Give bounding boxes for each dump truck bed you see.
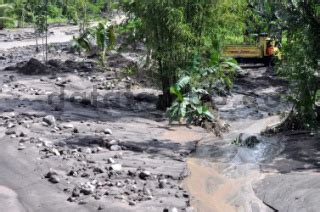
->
[222,45,263,58]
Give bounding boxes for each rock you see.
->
[7,122,15,128]
[114,152,123,159]
[68,170,78,177]
[171,208,178,212]
[107,158,115,164]
[43,115,56,127]
[51,148,60,156]
[61,123,74,129]
[45,168,59,178]
[71,188,80,197]
[17,145,26,151]
[185,207,195,212]
[129,200,136,206]
[110,164,122,171]
[42,140,53,148]
[3,108,14,113]
[110,145,121,151]
[67,197,76,202]
[19,138,27,143]
[46,169,60,184]
[115,195,125,200]
[213,96,227,105]
[19,131,26,137]
[183,192,189,198]
[143,187,152,196]
[159,179,167,189]
[134,92,158,103]
[49,175,60,184]
[81,172,90,178]
[93,167,104,174]
[5,129,16,135]
[233,133,260,148]
[78,200,88,205]
[106,139,119,147]
[80,182,95,195]
[83,148,92,154]
[139,171,151,180]
[103,128,112,135]
[128,170,136,177]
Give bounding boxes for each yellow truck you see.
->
[222,33,279,66]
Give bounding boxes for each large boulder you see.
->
[233,133,260,148]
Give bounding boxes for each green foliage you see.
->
[34,3,47,34]
[47,4,62,19]
[167,75,214,126]
[122,0,245,108]
[167,54,239,129]
[277,0,320,129]
[73,22,116,65]
[185,54,239,95]
[0,2,14,29]
[12,0,28,27]
[4,0,111,28]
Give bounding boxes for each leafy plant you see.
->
[73,22,116,65]
[186,54,239,96]
[167,54,239,133]
[167,76,214,126]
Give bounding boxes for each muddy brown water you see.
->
[184,65,289,212]
[185,117,281,212]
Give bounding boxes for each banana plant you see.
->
[73,22,116,66]
[167,76,214,125]
[167,53,240,129]
[95,23,116,63]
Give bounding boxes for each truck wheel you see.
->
[263,56,272,67]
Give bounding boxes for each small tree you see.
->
[33,0,48,62]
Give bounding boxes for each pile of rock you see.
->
[4,58,100,75]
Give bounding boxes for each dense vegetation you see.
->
[1,0,320,131]
[0,0,119,28]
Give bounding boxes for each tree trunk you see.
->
[157,58,173,110]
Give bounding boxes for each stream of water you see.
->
[184,65,289,212]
